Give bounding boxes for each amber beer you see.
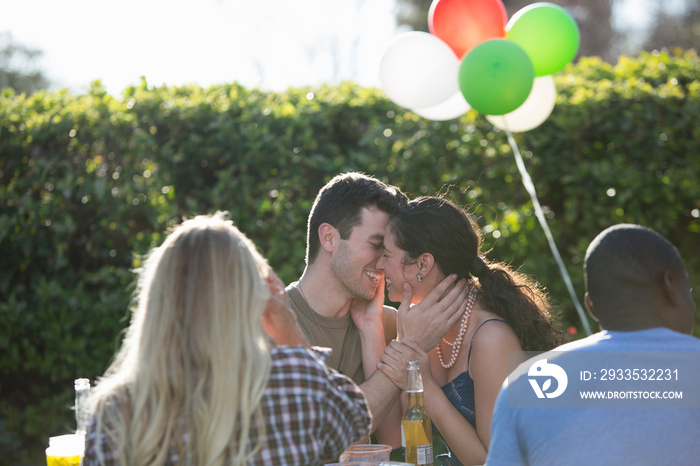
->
[401,360,433,465]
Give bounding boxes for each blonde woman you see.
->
[83,213,371,465]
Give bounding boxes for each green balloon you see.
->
[506,2,580,76]
[458,39,534,116]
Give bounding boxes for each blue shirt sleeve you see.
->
[486,383,526,466]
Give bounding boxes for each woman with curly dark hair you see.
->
[377,196,563,465]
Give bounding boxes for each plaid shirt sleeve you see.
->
[255,346,372,465]
[307,346,373,457]
[83,415,119,466]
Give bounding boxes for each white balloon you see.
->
[411,91,470,121]
[379,32,461,110]
[486,75,556,132]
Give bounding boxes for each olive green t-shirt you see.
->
[286,282,365,384]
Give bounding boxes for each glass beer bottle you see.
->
[74,378,90,435]
[401,360,433,465]
[46,379,90,466]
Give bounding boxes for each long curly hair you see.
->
[88,213,273,465]
[389,197,563,351]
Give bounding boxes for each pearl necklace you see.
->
[437,285,477,369]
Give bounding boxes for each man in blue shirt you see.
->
[487,224,700,466]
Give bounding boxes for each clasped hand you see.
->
[378,339,433,391]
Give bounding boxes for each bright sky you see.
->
[0,0,398,95]
[1,0,654,97]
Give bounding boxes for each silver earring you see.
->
[416,273,424,282]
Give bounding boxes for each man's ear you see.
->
[584,293,599,322]
[318,223,338,253]
[662,269,683,305]
[417,253,436,275]
[662,267,696,334]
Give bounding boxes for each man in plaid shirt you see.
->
[84,346,371,465]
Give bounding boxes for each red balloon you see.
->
[429,0,507,59]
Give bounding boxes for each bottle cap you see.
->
[74,378,90,390]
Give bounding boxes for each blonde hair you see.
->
[89,213,272,465]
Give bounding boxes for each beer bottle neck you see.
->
[406,367,424,392]
[74,378,90,435]
[406,389,425,409]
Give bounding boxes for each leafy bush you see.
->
[1,49,698,464]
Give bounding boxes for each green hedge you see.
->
[1,49,698,464]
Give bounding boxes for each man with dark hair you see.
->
[487,224,700,465]
[583,224,695,333]
[305,172,407,266]
[287,172,470,446]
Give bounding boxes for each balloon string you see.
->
[503,126,592,336]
